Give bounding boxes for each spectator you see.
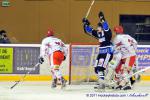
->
[0,30,11,43]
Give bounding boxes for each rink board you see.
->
[0,44,150,81]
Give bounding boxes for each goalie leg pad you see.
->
[105,67,115,81]
[104,58,120,81]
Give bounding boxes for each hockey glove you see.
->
[39,57,44,64]
[82,18,90,25]
[98,11,105,22]
[63,56,66,61]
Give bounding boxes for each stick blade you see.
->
[10,81,19,89]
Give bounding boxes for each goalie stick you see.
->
[10,63,40,89]
[109,67,150,86]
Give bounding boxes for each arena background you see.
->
[0,1,150,100]
[0,0,149,44]
[0,0,150,81]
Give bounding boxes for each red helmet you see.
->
[47,28,54,37]
[114,25,124,34]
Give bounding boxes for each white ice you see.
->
[0,81,150,100]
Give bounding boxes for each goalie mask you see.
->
[114,25,124,34]
[47,28,54,37]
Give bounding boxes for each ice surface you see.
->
[0,81,150,100]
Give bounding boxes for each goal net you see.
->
[69,44,98,84]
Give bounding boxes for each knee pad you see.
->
[51,65,62,79]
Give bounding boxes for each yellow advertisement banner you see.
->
[0,48,13,73]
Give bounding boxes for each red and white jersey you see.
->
[113,34,137,59]
[40,36,68,57]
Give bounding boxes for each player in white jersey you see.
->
[39,28,68,88]
[113,26,137,59]
[105,25,138,90]
[113,26,138,89]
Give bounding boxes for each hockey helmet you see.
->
[114,25,124,34]
[0,30,6,35]
[97,22,102,27]
[47,28,54,37]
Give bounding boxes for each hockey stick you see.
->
[85,0,95,18]
[109,67,150,86]
[10,63,40,89]
[84,0,99,39]
[126,67,150,79]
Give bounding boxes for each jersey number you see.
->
[55,42,64,47]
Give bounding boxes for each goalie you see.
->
[39,28,68,89]
[105,25,139,90]
[82,11,113,88]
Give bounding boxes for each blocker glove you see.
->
[98,11,105,22]
[39,57,44,64]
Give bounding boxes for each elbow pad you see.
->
[102,21,109,31]
[84,25,93,33]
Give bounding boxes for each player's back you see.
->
[41,36,65,55]
[114,34,136,58]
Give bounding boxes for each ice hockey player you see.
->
[39,28,68,89]
[105,25,138,90]
[82,11,113,89]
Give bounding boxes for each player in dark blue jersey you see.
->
[82,11,113,89]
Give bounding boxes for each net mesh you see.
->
[70,45,98,84]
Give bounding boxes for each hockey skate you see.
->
[115,84,132,90]
[115,81,132,90]
[94,78,107,91]
[51,78,57,88]
[94,83,106,90]
[60,77,67,89]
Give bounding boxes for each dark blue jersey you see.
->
[83,21,112,47]
[91,29,112,47]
